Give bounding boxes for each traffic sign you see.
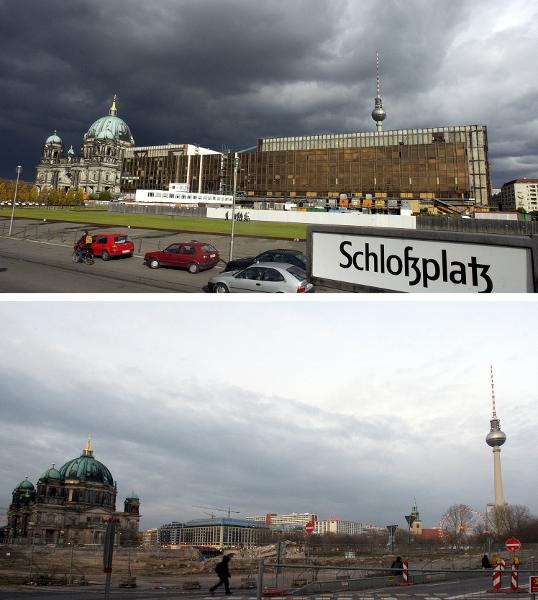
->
[305,522,314,535]
[505,538,522,552]
[530,576,538,593]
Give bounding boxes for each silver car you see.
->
[209,262,315,293]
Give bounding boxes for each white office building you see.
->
[500,178,538,212]
[315,518,365,535]
[246,512,318,530]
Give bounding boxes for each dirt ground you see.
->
[1,544,536,588]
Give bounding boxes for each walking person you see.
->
[390,556,403,575]
[210,555,232,595]
[225,211,229,221]
[482,554,492,569]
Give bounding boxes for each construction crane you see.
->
[201,511,217,519]
[192,505,240,518]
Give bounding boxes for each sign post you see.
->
[103,518,119,600]
[404,515,416,545]
[304,522,314,560]
[386,525,398,553]
[529,575,538,600]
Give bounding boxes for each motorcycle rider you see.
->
[75,230,93,261]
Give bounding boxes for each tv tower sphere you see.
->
[486,426,506,447]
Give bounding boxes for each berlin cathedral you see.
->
[35,96,134,196]
[7,440,140,546]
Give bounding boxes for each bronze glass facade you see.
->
[121,125,490,205]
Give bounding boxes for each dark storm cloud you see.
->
[1,0,537,185]
[0,353,463,529]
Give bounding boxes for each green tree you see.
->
[98,190,112,201]
[74,189,84,205]
[30,186,40,202]
[48,188,60,205]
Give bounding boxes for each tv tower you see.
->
[371,51,386,132]
[485,366,507,506]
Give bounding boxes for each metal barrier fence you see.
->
[256,562,537,598]
[417,215,538,235]
[108,203,207,218]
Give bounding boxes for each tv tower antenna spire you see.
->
[486,365,506,507]
[371,51,386,132]
[490,365,497,418]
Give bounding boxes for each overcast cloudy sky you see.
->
[0,0,537,187]
[0,299,536,530]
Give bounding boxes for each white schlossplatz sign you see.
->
[312,232,534,293]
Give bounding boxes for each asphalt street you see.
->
[0,574,514,600]
[0,218,327,294]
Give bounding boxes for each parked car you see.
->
[224,249,307,272]
[144,241,219,273]
[208,262,314,293]
[91,233,134,260]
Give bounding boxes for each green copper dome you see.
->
[126,490,139,500]
[45,131,62,145]
[59,441,114,486]
[42,464,62,480]
[17,478,35,490]
[84,96,134,144]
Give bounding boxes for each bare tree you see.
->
[441,504,476,550]
[490,505,531,539]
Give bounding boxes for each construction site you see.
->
[1,540,536,594]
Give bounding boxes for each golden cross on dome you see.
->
[109,95,118,115]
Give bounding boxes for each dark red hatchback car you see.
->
[144,241,220,273]
[92,233,134,260]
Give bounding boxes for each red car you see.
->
[144,241,219,273]
[92,233,135,260]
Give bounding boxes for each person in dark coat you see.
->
[482,555,492,569]
[210,555,232,595]
[390,556,403,575]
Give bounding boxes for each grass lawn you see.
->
[0,208,308,240]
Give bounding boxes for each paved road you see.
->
[0,575,520,600]
[0,218,342,293]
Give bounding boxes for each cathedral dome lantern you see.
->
[45,131,63,146]
[84,95,134,145]
[58,439,114,486]
[43,130,64,161]
[16,477,35,491]
[42,464,62,480]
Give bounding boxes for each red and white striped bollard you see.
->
[402,560,409,584]
[492,564,502,591]
[510,563,518,591]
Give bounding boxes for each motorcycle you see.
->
[72,243,95,265]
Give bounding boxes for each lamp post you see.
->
[8,165,22,237]
[228,153,239,262]
[28,520,36,581]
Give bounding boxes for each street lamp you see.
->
[8,165,22,237]
[228,153,239,262]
